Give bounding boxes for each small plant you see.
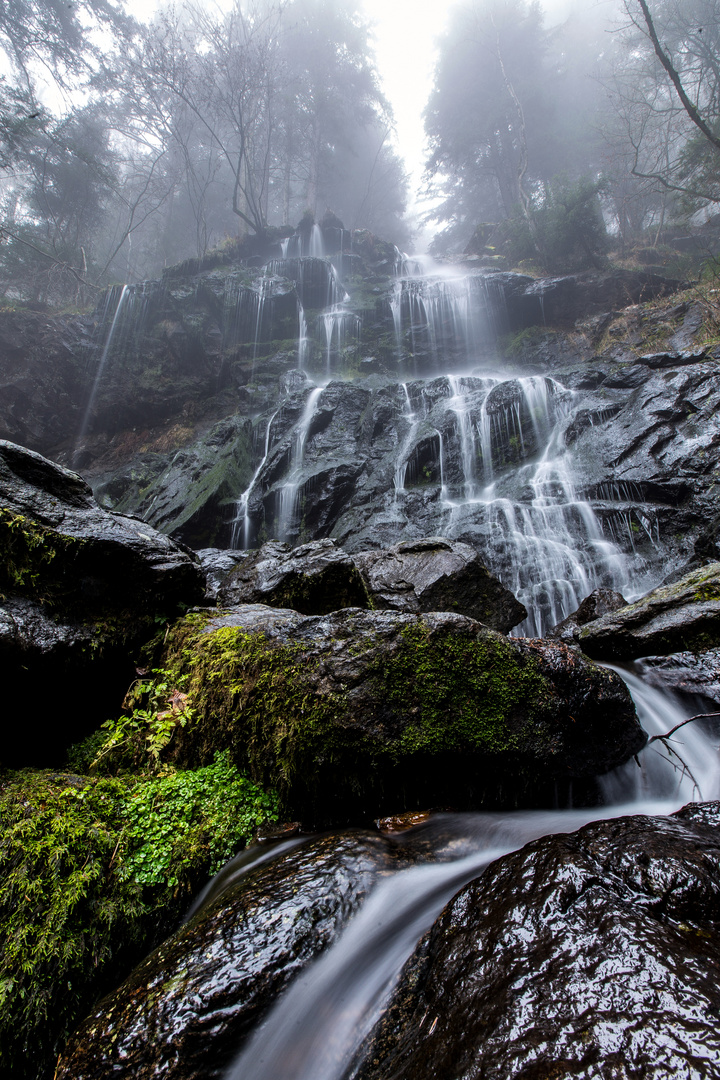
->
[90,667,194,772]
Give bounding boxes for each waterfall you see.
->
[230,406,283,550]
[74,284,149,464]
[390,263,496,372]
[298,303,309,369]
[223,249,666,636]
[393,383,418,497]
[275,386,323,542]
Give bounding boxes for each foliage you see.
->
[0,757,277,1079]
[497,177,609,272]
[120,752,278,887]
[0,508,78,601]
[89,667,195,772]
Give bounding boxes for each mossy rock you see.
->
[578,561,720,660]
[158,606,644,826]
[0,757,277,1080]
[0,440,205,766]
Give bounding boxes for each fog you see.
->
[0,0,717,302]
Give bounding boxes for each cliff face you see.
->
[0,227,717,632]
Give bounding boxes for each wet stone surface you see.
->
[350,803,720,1080]
[578,562,720,660]
[55,831,419,1080]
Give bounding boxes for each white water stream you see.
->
[220,673,720,1080]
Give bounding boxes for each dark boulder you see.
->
[162,605,643,826]
[504,269,682,329]
[547,587,628,644]
[55,832,418,1080]
[0,440,205,765]
[196,547,250,604]
[217,538,369,614]
[350,803,720,1080]
[353,537,526,632]
[578,562,720,660]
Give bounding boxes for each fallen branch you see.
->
[647,711,720,744]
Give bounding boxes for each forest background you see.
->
[0,0,718,306]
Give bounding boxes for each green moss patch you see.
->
[0,508,82,604]
[0,756,277,1080]
[156,611,561,822]
[378,622,550,756]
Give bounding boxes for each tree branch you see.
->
[635,0,720,154]
[647,711,720,744]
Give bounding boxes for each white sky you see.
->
[361,0,461,194]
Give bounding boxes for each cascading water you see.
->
[275,386,323,542]
[393,383,419,497]
[230,248,665,634]
[221,671,719,1080]
[230,405,284,550]
[74,283,149,464]
[204,246,714,1080]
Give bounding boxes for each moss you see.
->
[157,613,557,820]
[374,623,550,756]
[163,617,345,801]
[265,566,371,616]
[0,508,83,604]
[0,755,277,1080]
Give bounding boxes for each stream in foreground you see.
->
[219,666,719,1079]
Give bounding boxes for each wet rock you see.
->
[195,548,249,603]
[638,348,708,368]
[547,587,628,644]
[93,414,255,549]
[578,562,720,660]
[353,537,526,632]
[639,650,720,708]
[56,832,417,1080]
[600,363,652,389]
[351,803,720,1080]
[217,538,369,614]
[0,440,204,765]
[504,269,682,329]
[696,515,720,562]
[163,605,643,825]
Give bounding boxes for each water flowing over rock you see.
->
[639,650,720,707]
[0,233,714,643]
[349,803,720,1080]
[161,605,643,826]
[56,832,418,1080]
[578,562,720,660]
[0,439,204,764]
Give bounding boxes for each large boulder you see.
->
[353,537,526,633]
[547,586,628,644]
[578,562,720,660]
[216,538,370,614]
[161,605,644,826]
[351,803,720,1080]
[55,831,419,1080]
[0,440,205,765]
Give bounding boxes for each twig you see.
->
[647,711,720,744]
